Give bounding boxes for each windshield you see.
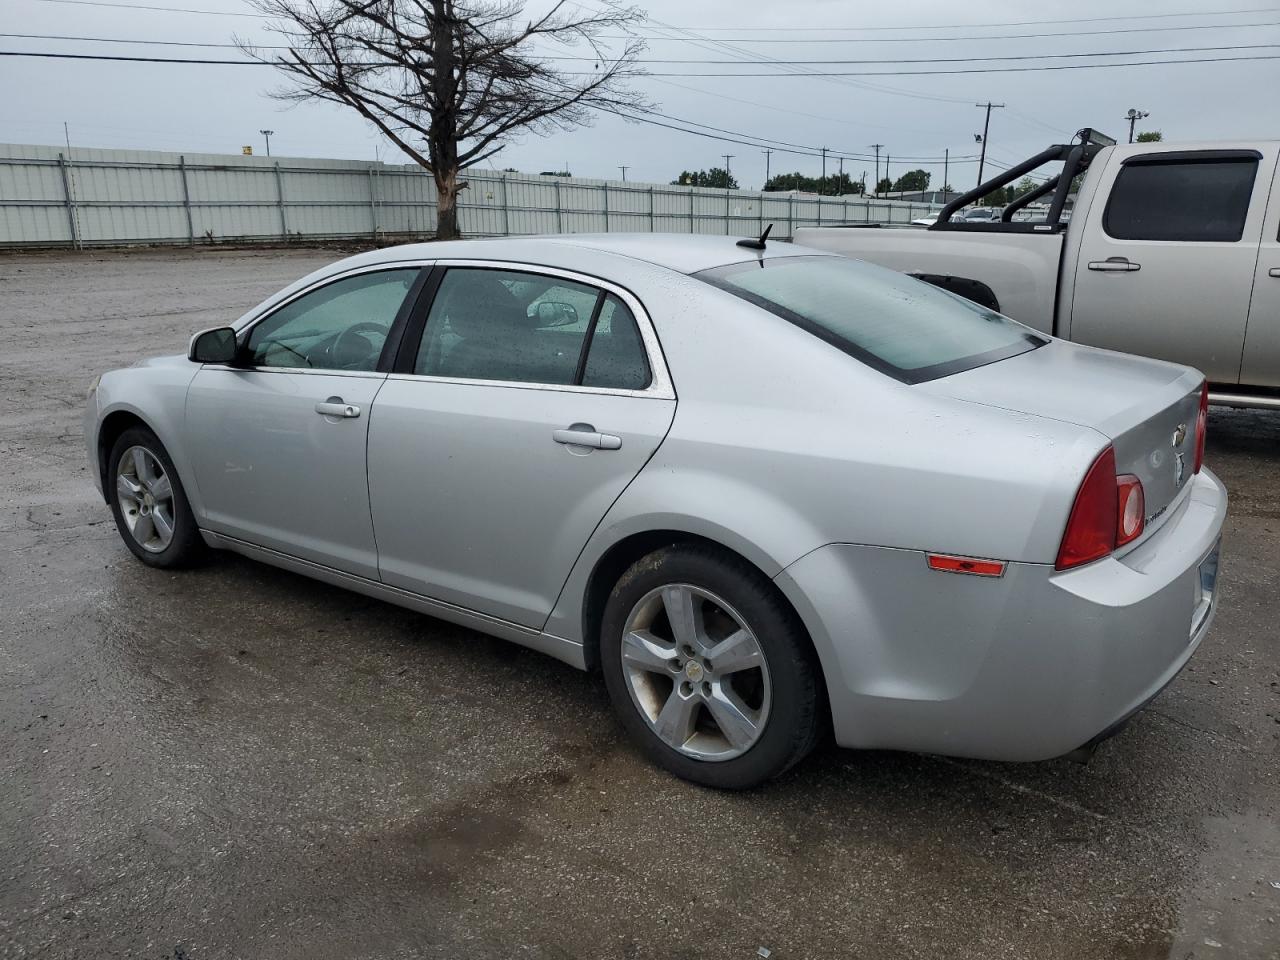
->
[696,255,1045,384]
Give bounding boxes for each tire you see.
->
[600,543,823,789]
[107,426,208,569]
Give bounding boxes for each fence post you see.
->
[273,161,287,239]
[725,188,731,234]
[602,180,609,232]
[500,173,510,237]
[788,194,794,235]
[179,155,195,246]
[649,185,655,232]
[843,197,849,225]
[554,178,563,233]
[689,187,694,233]
[368,166,378,239]
[57,152,82,250]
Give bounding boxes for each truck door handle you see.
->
[315,399,361,418]
[1088,257,1141,273]
[1268,267,1280,278]
[553,425,622,450]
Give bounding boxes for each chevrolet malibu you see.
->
[84,234,1226,789]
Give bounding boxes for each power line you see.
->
[563,54,1280,76]
[26,0,268,15]
[601,20,1280,44]
[545,43,1280,64]
[645,7,1280,31]
[8,33,1279,65]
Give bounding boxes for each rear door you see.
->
[1068,147,1276,383]
[1241,159,1280,388]
[367,263,676,629]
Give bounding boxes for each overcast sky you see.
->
[3,0,1278,189]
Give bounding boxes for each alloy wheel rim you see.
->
[115,445,176,553]
[620,583,772,762]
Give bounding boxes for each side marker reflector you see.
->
[927,554,1007,577]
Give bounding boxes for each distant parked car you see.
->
[962,207,1001,221]
[911,216,938,226]
[85,234,1225,788]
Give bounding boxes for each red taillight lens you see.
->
[1116,474,1145,547]
[1056,446,1118,570]
[1193,380,1208,474]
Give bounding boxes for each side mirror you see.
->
[188,326,238,364]
[532,301,578,327]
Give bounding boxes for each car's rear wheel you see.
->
[107,426,207,569]
[600,544,822,789]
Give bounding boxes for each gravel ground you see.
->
[2,246,1279,960]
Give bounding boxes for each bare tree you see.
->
[242,0,649,240]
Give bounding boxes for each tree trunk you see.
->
[434,167,461,241]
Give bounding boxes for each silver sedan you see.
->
[84,234,1227,789]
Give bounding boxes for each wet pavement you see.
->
[2,247,1279,960]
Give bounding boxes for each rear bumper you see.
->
[775,468,1227,762]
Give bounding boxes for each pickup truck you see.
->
[796,129,1280,409]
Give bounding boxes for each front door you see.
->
[1068,148,1275,383]
[367,265,676,629]
[186,266,424,579]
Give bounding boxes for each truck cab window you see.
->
[1103,156,1258,243]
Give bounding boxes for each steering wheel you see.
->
[331,321,391,369]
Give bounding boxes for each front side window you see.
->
[245,268,419,371]
[697,255,1044,384]
[1104,156,1258,242]
[415,268,650,390]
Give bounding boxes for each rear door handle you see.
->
[315,399,361,418]
[553,426,622,450]
[1268,267,1280,278]
[1088,257,1141,272]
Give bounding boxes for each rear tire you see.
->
[107,426,207,569]
[600,544,822,789]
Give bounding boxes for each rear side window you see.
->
[696,255,1044,384]
[414,268,650,390]
[1104,156,1258,242]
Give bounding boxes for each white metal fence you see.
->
[0,143,942,249]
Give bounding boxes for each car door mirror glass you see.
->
[189,326,238,364]
[531,301,578,327]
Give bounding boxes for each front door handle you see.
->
[553,425,622,450]
[315,399,361,419]
[1088,257,1141,273]
[1268,267,1280,278]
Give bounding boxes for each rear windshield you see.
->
[696,255,1045,384]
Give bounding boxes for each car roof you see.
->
[352,233,831,276]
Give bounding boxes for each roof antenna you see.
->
[736,223,773,250]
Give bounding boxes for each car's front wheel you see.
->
[107,426,207,569]
[600,544,823,789]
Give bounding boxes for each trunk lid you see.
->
[920,339,1204,532]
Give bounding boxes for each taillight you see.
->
[1116,475,1145,547]
[1056,447,1118,570]
[1193,380,1208,474]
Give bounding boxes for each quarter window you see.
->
[1104,156,1258,242]
[414,268,651,390]
[246,268,419,371]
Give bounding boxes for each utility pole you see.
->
[884,152,890,192]
[837,156,844,194]
[820,146,828,195]
[1125,108,1150,143]
[943,148,949,200]
[260,129,274,157]
[870,144,883,195]
[618,165,629,181]
[762,148,772,187]
[974,102,1004,187]
[722,154,734,182]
